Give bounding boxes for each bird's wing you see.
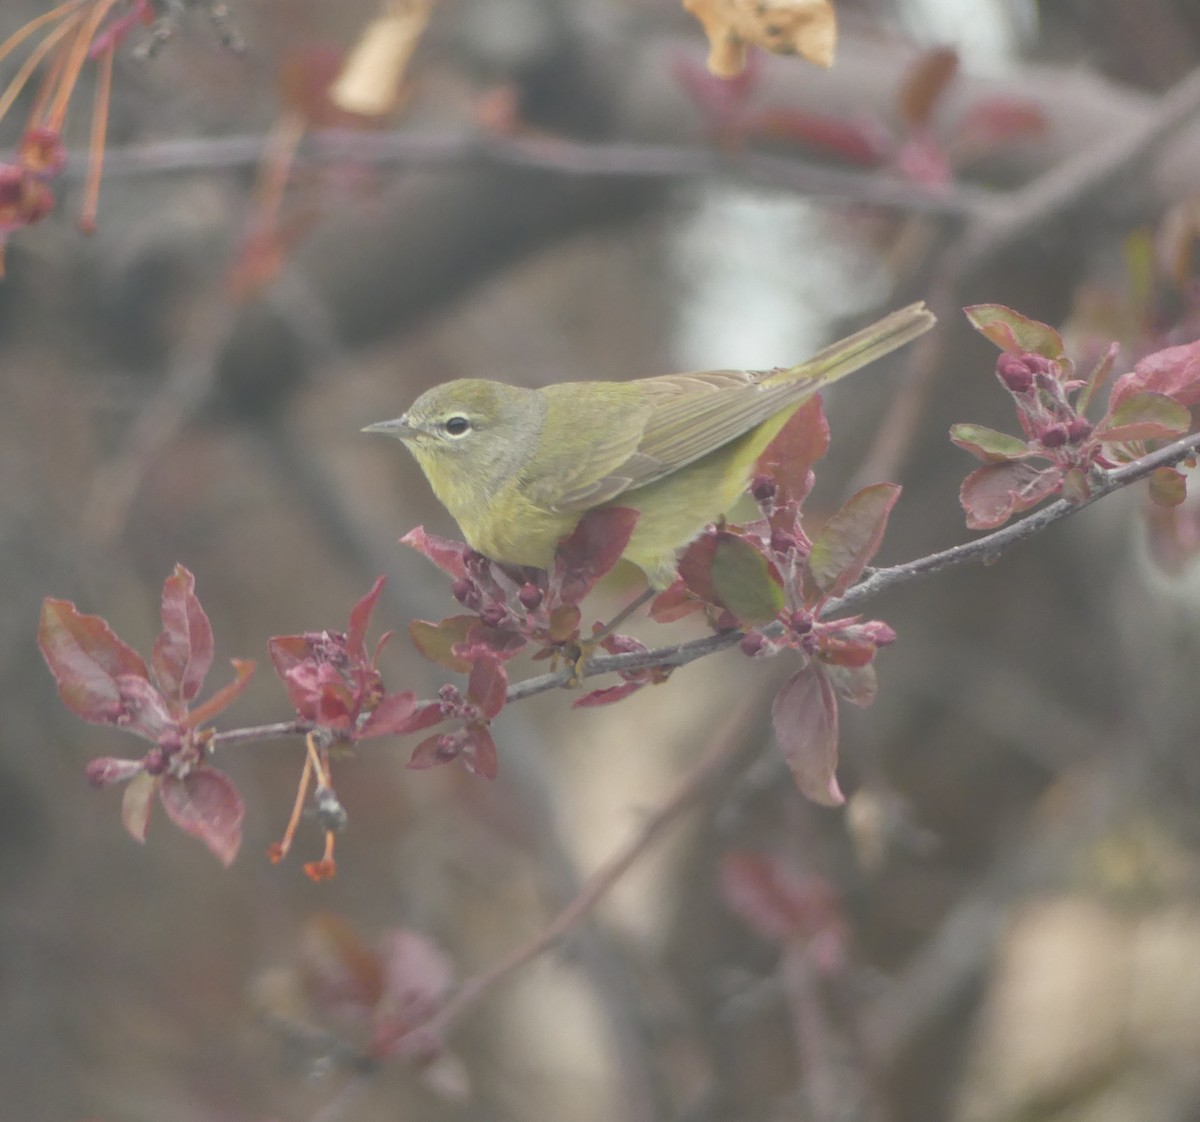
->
[542,369,800,512]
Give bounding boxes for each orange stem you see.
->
[79,40,114,232]
[0,14,81,126]
[0,0,83,67]
[44,0,119,133]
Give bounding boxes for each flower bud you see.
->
[84,756,144,788]
[518,583,543,611]
[1040,423,1068,448]
[479,604,507,628]
[995,353,1035,393]
[1066,417,1093,444]
[770,528,796,556]
[749,474,777,506]
[740,631,766,657]
[789,611,813,635]
[451,578,475,604]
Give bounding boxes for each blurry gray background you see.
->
[5,0,1200,1119]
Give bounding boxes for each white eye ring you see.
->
[444,416,472,437]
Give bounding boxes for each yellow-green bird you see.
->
[365,302,934,588]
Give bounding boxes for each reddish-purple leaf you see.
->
[745,106,891,166]
[676,532,721,607]
[720,852,843,946]
[300,912,384,1015]
[1095,391,1191,444]
[347,575,387,661]
[185,658,255,730]
[152,565,214,706]
[121,771,156,843]
[400,527,470,580]
[648,580,704,623]
[572,681,645,708]
[1111,339,1200,409]
[158,768,244,867]
[964,304,1066,361]
[39,598,150,725]
[771,666,843,807]
[960,461,1062,530]
[115,674,176,741]
[757,396,829,508]
[408,616,475,673]
[461,725,498,780]
[1149,466,1188,508]
[953,97,1046,155]
[460,622,527,663]
[467,657,507,720]
[552,507,640,606]
[408,732,458,771]
[372,928,454,1059]
[358,690,424,739]
[949,423,1031,463]
[806,483,901,598]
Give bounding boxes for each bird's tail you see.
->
[776,301,936,390]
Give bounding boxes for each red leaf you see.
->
[745,106,891,166]
[572,681,645,708]
[460,621,527,662]
[115,674,176,741]
[358,690,421,739]
[1096,391,1191,444]
[960,461,1062,530]
[806,483,901,598]
[756,396,829,507]
[1111,340,1200,409]
[407,732,457,771]
[771,666,843,806]
[39,598,149,725]
[152,565,214,706]
[301,912,385,1016]
[964,304,1066,361]
[347,575,387,661]
[953,97,1046,155]
[121,771,156,843]
[462,725,499,779]
[158,768,244,866]
[467,657,507,720]
[372,928,454,1059]
[719,852,843,945]
[408,616,474,672]
[184,658,255,730]
[552,507,640,606]
[400,527,469,580]
[648,579,704,623]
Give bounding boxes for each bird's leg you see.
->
[567,586,657,685]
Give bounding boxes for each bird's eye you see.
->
[444,416,472,437]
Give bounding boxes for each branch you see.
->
[514,431,1200,692]
[77,128,992,219]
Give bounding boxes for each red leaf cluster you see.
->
[651,400,898,806]
[954,305,1200,529]
[39,565,253,865]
